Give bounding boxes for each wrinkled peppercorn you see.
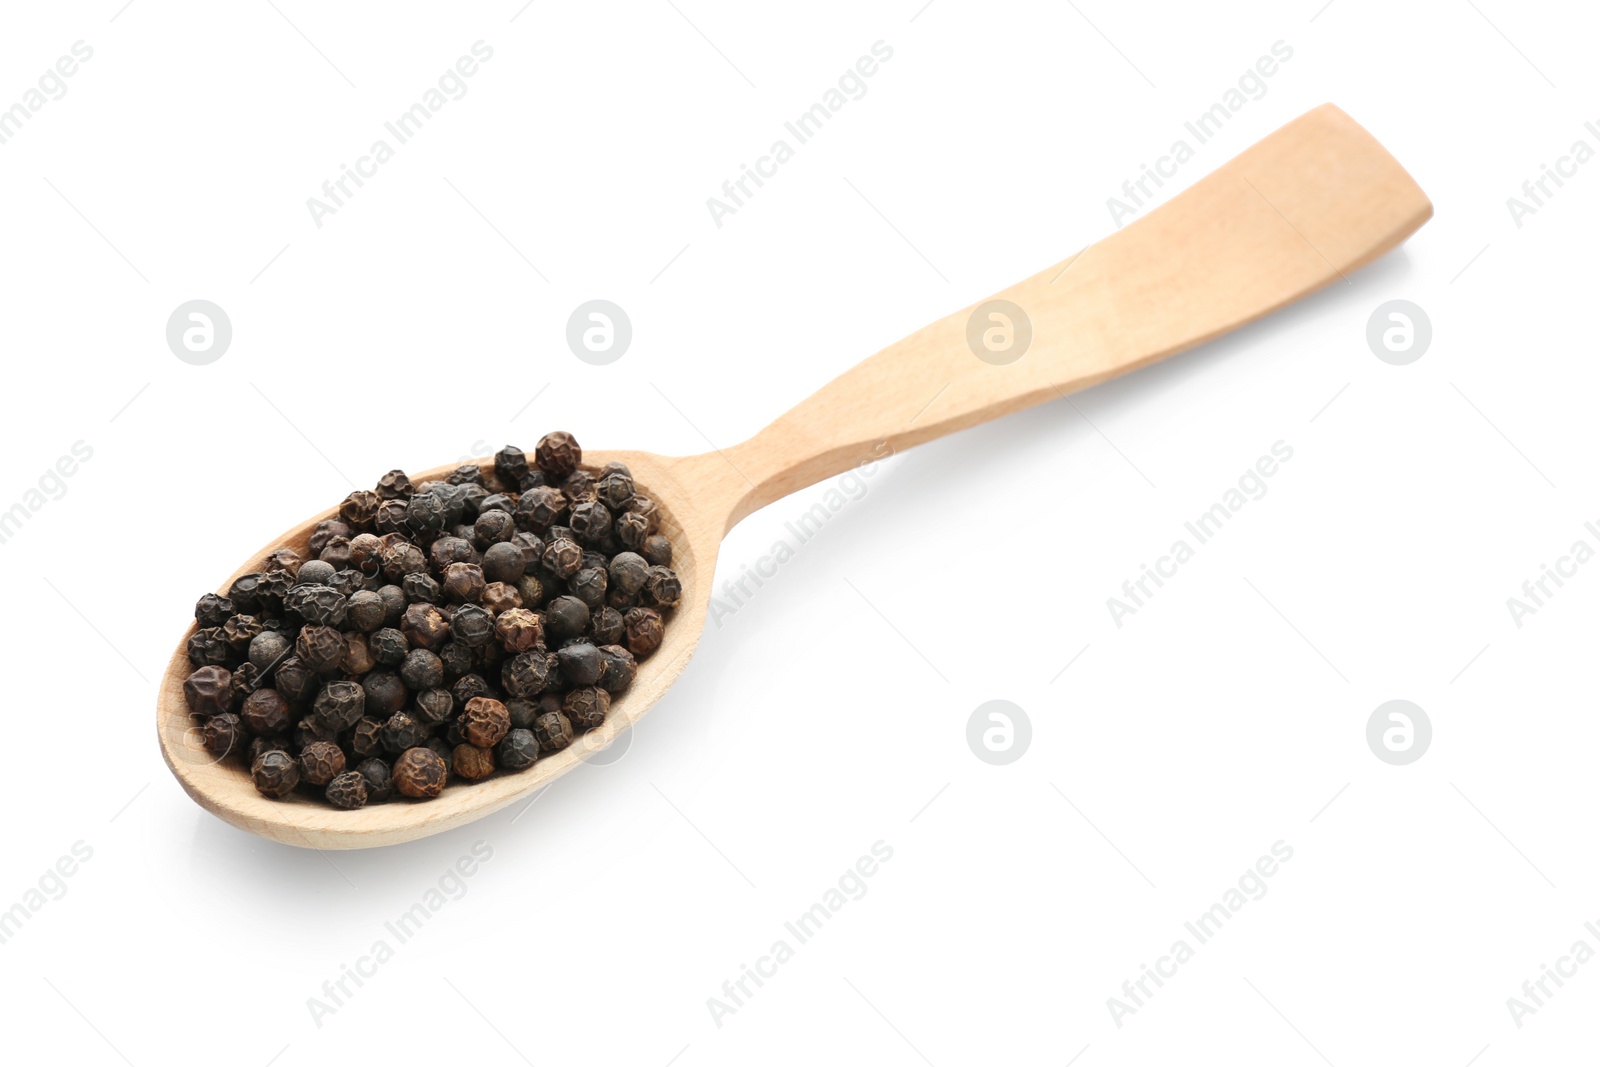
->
[563,686,610,730]
[497,728,539,771]
[356,757,393,801]
[393,747,448,798]
[382,711,428,754]
[184,666,233,717]
[251,750,301,798]
[242,688,294,735]
[532,710,574,752]
[624,607,665,658]
[461,696,511,748]
[325,770,369,809]
[453,743,496,780]
[299,740,346,786]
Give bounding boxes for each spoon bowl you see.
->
[158,104,1433,848]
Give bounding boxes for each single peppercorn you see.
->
[439,640,476,677]
[202,714,247,759]
[563,686,610,730]
[401,603,450,651]
[400,648,445,690]
[296,625,347,673]
[382,711,429,754]
[393,747,448,798]
[597,644,637,693]
[415,687,454,724]
[451,603,494,647]
[356,757,394,802]
[542,537,583,579]
[241,688,294,735]
[308,521,352,557]
[481,541,526,585]
[187,627,233,668]
[614,510,651,550]
[514,486,567,532]
[299,740,347,786]
[381,540,429,581]
[313,680,365,732]
[274,656,318,705]
[496,728,539,771]
[442,562,487,604]
[641,534,672,566]
[535,431,581,479]
[452,743,496,780]
[589,606,625,647]
[352,717,386,758]
[501,651,550,699]
[473,509,516,549]
[480,581,523,615]
[569,501,612,545]
[325,771,369,810]
[494,608,543,653]
[285,584,348,627]
[451,673,492,706]
[607,552,650,597]
[376,468,415,499]
[342,633,376,675]
[556,641,606,687]
[251,750,301,798]
[346,589,387,632]
[624,607,665,659]
[644,566,683,609]
[532,710,574,752]
[545,595,591,640]
[195,593,235,628]
[184,666,233,717]
[247,630,291,672]
[370,628,409,665]
[461,696,511,748]
[360,672,406,717]
[596,469,635,511]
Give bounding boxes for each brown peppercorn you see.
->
[442,562,487,604]
[452,743,496,781]
[325,771,369,810]
[562,468,598,505]
[380,540,428,581]
[535,431,581,479]
[461,696,511,748]
[563,686,610,731]
[251,750,301,798]
[542,537,583,579]
[589,606,625,646]
[295,625,347,673]
[299,740,347,787]
[184,665,234,717]
[569,501,612,545]
[222,614,264,650]
[515,573,546,608]
[194,593,235,628]
[202,714,246,759]
[241,687,294,735]
[624,607,665,659]
[274,656,318,705]
[532,710,574,752]
[494,608,543,653]
[596,469,635,510]
[480,581,523,615]
[340,489,381,528]
[614,510,651,550]
[393,747,448,798]
[473,509,517,549]
[401,602,450,651]
[187,627,233,668]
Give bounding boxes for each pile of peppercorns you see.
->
[179,432,680,810]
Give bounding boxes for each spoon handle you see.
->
[718,103,1430,528]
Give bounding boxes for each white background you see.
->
[0,1,1595,1063]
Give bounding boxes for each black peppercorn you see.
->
[203,713,247,759]
[295,559,337,587]
[346,589,386,632]
[376,468,415,499]
[568,566,608,608]
[299,740,347,786]
[501,651,550,699]
[532,710,575,752]
[563,686,610,730]
[514,486,567,532]
[439,639,476,676]
[473,509,516,549]
[195,593,235,628]
[569,501,612,545]
[381,711,428,754]
[400,648,445,690]
[535,431,581,479]
[542,537,583,579]
[615,510,651,550]
[352,717,386,757]
[495,445,529,484]
[320,536,354,570]
[496,728,538,771]
[596,469,635,510]
[274,656,318,705]
[184,666,233,717]
[402,572,441,604]
[644,566,683,609]
[356,757,393,801]
[370,628,409,665]
[363,671,409,713]
[187,627,233,668]
[415,687,454,724]
[309,680,362,732]
[556,641,606,687]
[480,541,526,585]
[447,463,483,486]
[393,747,448,798]
[230,662,261,704]
[241,687,294,735]
[248,735,287,765]
[380,541,428,582]
[247,630,291,672]
[228,573,265,614]
[222,614,263,650]
[451,603,494,647]
[308,520,352,557]
[451,673,492,706]
[251,750,300,798]
[325,770,369,810]
[340,489,381,528]
[589,606,625,646]
[545,595,591,640]
[286,584,348,627]
[296,625,347,673]
[598,644,637,693]
[607,552,650,596]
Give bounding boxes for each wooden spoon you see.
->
[158,103,1431,848]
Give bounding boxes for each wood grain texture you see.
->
[156,104,1431,848]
